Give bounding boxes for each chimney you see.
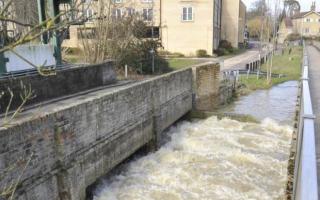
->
[311,1,316,11]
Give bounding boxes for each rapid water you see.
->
[221,81,299,125]
[93,81,297,200]
[94,118,292,200]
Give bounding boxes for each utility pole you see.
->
[151,0,155,74]
[0,0,8,74]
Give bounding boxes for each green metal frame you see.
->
[0,53,7,74]
[37,0,72,66]
[0,0,72,73]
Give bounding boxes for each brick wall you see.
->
[192,63,221,111]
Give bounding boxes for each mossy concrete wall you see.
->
[0,68,192,200]
[0,62,233,200]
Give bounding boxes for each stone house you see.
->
[278,17,293,44]
[221,0,247,48]
[278,2,320,43]
[62,0,247,56]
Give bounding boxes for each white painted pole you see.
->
[125,64,128,79]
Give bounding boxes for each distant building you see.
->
[278,1,320,43]
[161,0,223,56]
[221,0,247,48]
[278,17,294,43]
[62,0,247,56]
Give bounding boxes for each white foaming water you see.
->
[94,117,292,200]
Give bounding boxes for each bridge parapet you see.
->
[0,61,224,200]
[293,43,318,200]
[1,62,226,199]
[0,61,116,114]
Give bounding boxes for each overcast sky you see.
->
[242,0,316,12]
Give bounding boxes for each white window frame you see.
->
[142,8,153,21]
[182,7,194,22]
[127,7,135,16]
[305,28,310,33]
[141,0,153,3]
[86,9,94,22]
[113,8,122,19]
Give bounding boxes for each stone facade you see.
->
[221,0,247,48]
[161,0,221,56]
[62,0,246,55]
[278,3,320,43]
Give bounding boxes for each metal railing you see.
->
[294,44,318,200]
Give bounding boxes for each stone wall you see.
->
[0,61,116,114]
[192,63,221,111]
[0,68,193,200]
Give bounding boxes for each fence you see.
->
[293,43,318,200]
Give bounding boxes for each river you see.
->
[93,81,298,200]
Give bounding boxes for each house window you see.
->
[306,18,311,22]
[112,8,122,19]
[86,9,94,21]
[114,0,122,3]
[127,8,135,16]
[78,27,96,39]
[182,7,193,21]
[143,8,153,21]
[305,28,310,33]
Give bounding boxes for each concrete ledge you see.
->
[0,67,193,200]
[0,61,116,114]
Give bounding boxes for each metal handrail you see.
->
[294,44,318,200]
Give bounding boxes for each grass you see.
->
[167,59,205,70]
[261,47,302,80]
[239,46,303,91]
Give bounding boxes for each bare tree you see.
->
[80,0,164,74]
[0,1,89,198]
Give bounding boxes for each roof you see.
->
[292,11,320,19]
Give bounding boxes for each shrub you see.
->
[171,52,185,58]
[158,51,184,58]
[286,33,301,41]
[196,49,209,58]
[213,48,225,56]
[219,40,233,50]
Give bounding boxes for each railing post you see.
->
[294,44,318,200]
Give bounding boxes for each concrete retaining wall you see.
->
[0,68,193,200]
[0,61,116,114]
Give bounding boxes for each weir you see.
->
[0,62,227,200]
